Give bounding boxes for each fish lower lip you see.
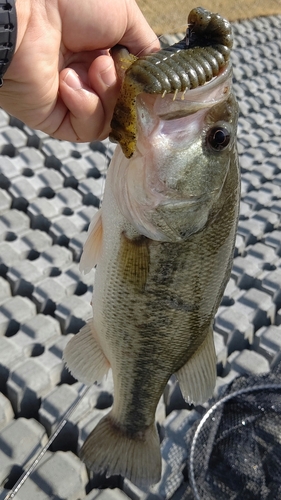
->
[160,197,206,208]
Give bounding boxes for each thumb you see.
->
[55,54,119,142]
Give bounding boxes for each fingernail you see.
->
[100,62,116,87]
[64,70,83,90]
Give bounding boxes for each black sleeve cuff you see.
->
[0,0,17,86]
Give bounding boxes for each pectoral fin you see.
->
[176,328,217,404]
[63,319,110,385]
[80,209,103,274]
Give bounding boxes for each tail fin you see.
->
[80,413,161,488]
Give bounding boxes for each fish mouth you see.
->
[158,195,209,210]
[156,64,233,120]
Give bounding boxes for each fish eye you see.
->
[206,126,230,151]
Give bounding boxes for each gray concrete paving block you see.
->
[273,172,281,189]
[214,370,240,399]
[18,147,45,170]
[34,245,73,276]
[0,209,30,241]
[61,211,89,234]
[0,138,17,158]
[61,158,87,187]
[0,157,25,188]
[0,241,23,276]
[0,417,48,485]
[29,167,64,197]
[0,276,11,304]
[27,197,59,231]
[276,308,281,327]
[55,295,92,334]
[78,177,104,207]
[86,488,131,499]
[260,139,281,158]
[252,208,279,231]
[252,162,278,183]
[163,376,192,417]
[8,176,38,210]
[240,171,263,194]
[73,205,98,232]
[246,241,278,267]
[214,305,254,354]
[79,268,95,291]
[1,128,27,149]
[0,336,24,392]
[7,357,54,417]
[13,450,88,500]
[237,217,269,246]
[42,137,74,161]
[241,146,266,166]
[69,231,87,262]
[39,382,107,452]
[263,230,281,255]
[0,392,14,431]
[253,325,281,366]
[0,296,36,336]
[0,188,12,215]
[41,335,71,386]
[220,277,240,306]
[85,150,109,175]
[234,233,246,257]
[243,185,280,210]
[227,349,270,376]
[78,290,94,308]
[270,199,281,219]
[214,331,228,372]
[15,314,61,355]
[69,142,91,157]
[231,255,263,289]
[53,263,86,296]
[12,229,52,260]
[258,268,281,309]
[52,187,83,213]
[163,409,200,446]
[33,277,67,314]
[236,288,276,330]
[21,124,45,149]
[6,260,43,297]
[239,200,252,219]
[49,215,80,245]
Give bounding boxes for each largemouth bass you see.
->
[64,7,240,487]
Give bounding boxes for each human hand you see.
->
[0,0,160,142]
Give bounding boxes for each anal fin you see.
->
[176,328,217,405]
[63,319,110,385]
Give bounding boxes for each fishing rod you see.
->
[4,385,90,500]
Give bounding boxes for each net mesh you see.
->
[189,362,281,500]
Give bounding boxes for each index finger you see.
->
[59,0,160,56]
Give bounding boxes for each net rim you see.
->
[189,383,281,500]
